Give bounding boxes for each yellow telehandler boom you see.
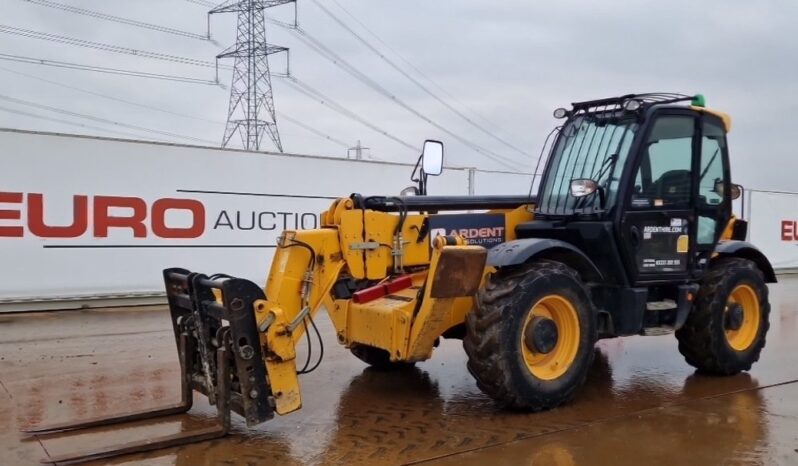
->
[25,174,535,463]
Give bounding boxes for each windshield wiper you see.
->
[574,153,618,211]
[592,153,618,184]
[699,147,720,182]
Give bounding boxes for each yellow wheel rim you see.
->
[725,285,761,351]
[521,295,581,381]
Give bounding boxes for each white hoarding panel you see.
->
[5,129,790,309]
[472,170,536,196]
[0,130,472,303]
[747,190,798,270]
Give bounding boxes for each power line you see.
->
[0,93,218,145]
[0,104,173,142]
[329,0,513,138]
[277,112,349,148]
[1,2,405,155]
[0,64,356,154]
[0,65,222,124]
[295,26,521,169]
[20,0,211,41]
[285,77,414,151]
[9,0,523,166]
[283,76,420,152]
[232,3,521,167]
[0,64,362,155]
[270,21,522,169]
[0,52,220,85]
[186,0,217,7]
[0,2,522,163]
[263,15,296,29]
[0,24,231,70]
[312,0,531,160]
[1,98,351,154]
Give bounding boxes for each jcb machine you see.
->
[28,93,776,463]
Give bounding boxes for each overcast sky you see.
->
[0,0,796,191]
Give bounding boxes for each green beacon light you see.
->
[691,94,706,107]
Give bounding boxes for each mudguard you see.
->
[487,238,603,282]
[713,240,777,283]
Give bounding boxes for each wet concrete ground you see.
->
[1,276,798,465]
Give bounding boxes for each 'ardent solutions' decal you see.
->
[428,213,506,249]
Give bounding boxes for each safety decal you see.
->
[676,234,689,253]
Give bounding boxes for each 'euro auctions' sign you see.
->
[0,192,205,239]
[782,220,798,241]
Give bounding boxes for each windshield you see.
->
[537,114,638,215]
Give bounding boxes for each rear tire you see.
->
[350,344,415,371]
[464,260,596,410]
[676,258,770,375]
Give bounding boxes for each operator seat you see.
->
[646,169,691,205]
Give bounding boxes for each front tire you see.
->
[676,258,770,375]
[464,260,596,410]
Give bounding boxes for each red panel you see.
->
[352,275,414,304]
[384,275,413,294]
[352,285,386,304]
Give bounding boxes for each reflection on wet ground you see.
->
[1,277,798,465]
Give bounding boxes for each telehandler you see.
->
[26,93,776,463]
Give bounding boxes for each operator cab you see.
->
[481,94,773,405]
[521,93,743,287]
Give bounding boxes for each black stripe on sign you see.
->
[176,189,337,200]
[43,244,277,249]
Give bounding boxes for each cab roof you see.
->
[567,93,732,132]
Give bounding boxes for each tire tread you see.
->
[676,258,770,375]
[464,260,594,410]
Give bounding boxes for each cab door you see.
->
[619,112,698,284]
[694,117,732,255]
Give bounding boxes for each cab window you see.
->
[698,122,726,207]
[631,116,694,209]
[697,120,728,244]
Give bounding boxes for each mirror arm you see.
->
[418,169,428,196]
[410,154,422,182]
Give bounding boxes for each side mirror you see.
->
[422,140,444,176]
[570,178,598,198]
[730,183,742,200]
[714,180,743,200]
[400,186,420,196]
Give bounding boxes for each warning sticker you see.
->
[676,234,689,253]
